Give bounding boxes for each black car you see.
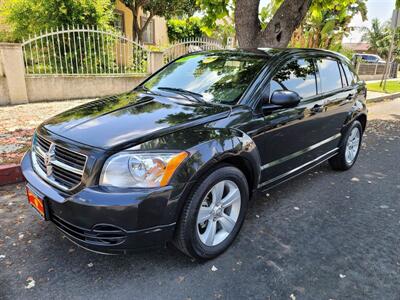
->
[22,48,367,259]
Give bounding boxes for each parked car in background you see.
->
[22,49,367,259]
[352,53,386,64]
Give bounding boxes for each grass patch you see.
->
[366,80,400,94]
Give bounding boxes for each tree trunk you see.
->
[130,3,154,44]
[235,0,261,49]
[235,0,312,49]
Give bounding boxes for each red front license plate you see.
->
[26,187,46,219]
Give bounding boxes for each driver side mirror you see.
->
[269,90,301,108]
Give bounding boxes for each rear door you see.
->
[314,57,356,141]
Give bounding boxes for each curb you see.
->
[0,164,24,186]
[366,92,400,103]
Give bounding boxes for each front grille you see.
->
[51,214,127,246]
[31,134,87,191]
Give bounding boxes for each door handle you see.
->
[310,104,324,113]
[346,93,354,100]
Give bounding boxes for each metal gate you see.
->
[163,37,224,64]
[22,26,149,76]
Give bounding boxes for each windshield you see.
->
[143,53,267,104]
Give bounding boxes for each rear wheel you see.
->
[329,120,363,170]
[173,165,249,259]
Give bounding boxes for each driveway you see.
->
[0,101,399,300]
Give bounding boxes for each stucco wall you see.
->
[359,75,384,81]
[0,77,10,106]
[153,16,169,46]
[25,75,147,103]
[116,0,134,40]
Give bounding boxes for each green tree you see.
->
[294,0,367,49]
[121,0,198,43]
[167,17,203,42]
[1,0,114,41]
[362,19,400,60]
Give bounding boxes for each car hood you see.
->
[40,92,231,150]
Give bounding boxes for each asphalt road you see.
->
[1,103,399,300]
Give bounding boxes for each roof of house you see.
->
[342,42,370,51]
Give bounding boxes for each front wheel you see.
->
[329,120,363,170]
[173,165,249,259]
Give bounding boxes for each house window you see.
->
[114,10,125,34]
[141,17,155,44]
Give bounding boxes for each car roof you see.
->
[201,48,350,62]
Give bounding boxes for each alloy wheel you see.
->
[196,180,241,247]
[345,127,361,164]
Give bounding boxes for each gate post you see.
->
[0,43,28,105]
[148,51,165,74]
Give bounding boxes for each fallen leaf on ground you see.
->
[25,277,35,289]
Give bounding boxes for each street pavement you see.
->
[0,100,399,300]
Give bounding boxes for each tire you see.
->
[329,120,363,171]
[173,164,249,259]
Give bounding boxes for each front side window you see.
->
[143,53,267,104]
[316,58,343,93]
[270,58,317,99]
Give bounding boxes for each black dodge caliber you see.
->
[22,48,367,259]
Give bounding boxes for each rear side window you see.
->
[316,58,343,93]
[342,63,356,86]
[270,58,317,99]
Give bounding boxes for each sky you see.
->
[259,0,396,43]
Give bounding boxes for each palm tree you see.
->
[361,19,390,58]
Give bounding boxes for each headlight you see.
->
[100,151,188,188]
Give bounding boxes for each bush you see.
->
[167,17,204,42]
[1,0,114,42]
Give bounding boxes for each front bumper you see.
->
[21,151,178,254]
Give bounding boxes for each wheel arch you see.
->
[171,131,261,226]
[355,113,367,133]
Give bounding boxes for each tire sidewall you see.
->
[185,166,249,259]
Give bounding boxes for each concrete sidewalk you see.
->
[368,98,400,121]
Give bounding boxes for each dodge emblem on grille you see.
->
[44,143,55,176]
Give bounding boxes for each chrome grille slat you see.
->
[51,160,83,176]
[55,147,86,164]
[31,134,87,191]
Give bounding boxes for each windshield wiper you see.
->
[135,85,157,94]
[157,87,207,104]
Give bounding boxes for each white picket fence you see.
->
[22,27,225,76]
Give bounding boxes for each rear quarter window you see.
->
[316,58,343,93]
[341,62,357,86]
